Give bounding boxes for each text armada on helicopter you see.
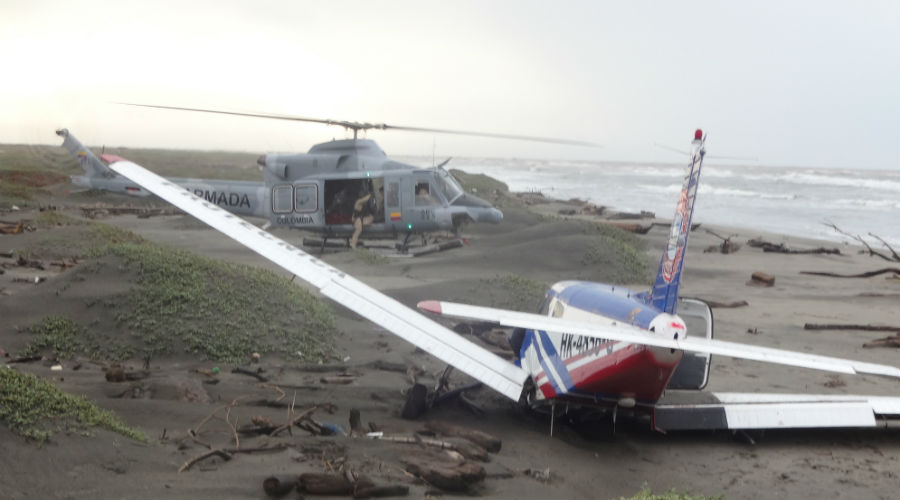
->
[60,127,900,433]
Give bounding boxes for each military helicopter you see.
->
[60,104,596,250]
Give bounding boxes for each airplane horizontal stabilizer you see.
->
[417,300,900,379]
[103,157,528,401]
[654,392,900,430]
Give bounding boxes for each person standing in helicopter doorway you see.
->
[350,186,380,249]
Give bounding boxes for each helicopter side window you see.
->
[386,182,399,207]
[415,182,438,206]
[272,185,293,214]
[294,184,317,213]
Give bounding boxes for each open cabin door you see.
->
[666,298,713,390]
[323,177,385,227]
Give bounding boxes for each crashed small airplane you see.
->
[61,129,899,433]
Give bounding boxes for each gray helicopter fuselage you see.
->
[260,139,502,236]
[62,131,501,237]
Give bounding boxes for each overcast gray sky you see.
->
[2,0,897,169]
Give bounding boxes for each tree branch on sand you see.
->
[824,221,900,262]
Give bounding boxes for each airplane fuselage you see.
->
[519,280,687,406]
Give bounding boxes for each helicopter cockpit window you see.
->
[436,168,464,204]
[414,181,438,206]
[273,185,293,214]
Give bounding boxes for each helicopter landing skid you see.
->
[301,235,466,257]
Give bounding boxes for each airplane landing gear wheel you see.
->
[401,383,428,419]
[518,378,537,411]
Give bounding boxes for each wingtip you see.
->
[100,154,128,164]
[417,300,442,314]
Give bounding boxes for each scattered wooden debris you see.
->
[79,204,182,219]
[12,276,45,284]
[703,229,741,254]
[6,355,42,364]
[0,221,26,234]
[608,210,655,220]
[824,222,900,263]
[747,238,841,255]
[803,323,900,333]
[800,268,900,279]
[704,299,749,308]
[863,335,900,348]
[49,258,78,270]
[400,450,486,492]
[262,475,298,497]
[271,471,410,498]
[104,364,150,382]
[179,443,288,473]
[579,203,606,216]
[321,375,357,385]
[424,420,502,453]
[15,255,45,270]
[232,366,269,382]
[603,222,653,234]
[299,472,372,495]
[363,359,409,373]
[746,271,775,287]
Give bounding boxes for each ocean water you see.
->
[400,156,900,248]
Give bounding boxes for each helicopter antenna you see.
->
[117,103,601,148]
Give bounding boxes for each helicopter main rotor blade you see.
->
[117,103,364,130]
[381,123,599,147]
[118,103,599,147]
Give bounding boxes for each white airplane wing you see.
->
[103,156,528,401]
[654,392,900,430]
[417,300,900,379]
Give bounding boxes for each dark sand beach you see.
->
[1,179,898,500]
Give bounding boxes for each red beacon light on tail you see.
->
[694,129,703,141]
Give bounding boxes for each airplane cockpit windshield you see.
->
[435,168,464,204]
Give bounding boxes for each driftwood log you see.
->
[400,451,486,492]
[231,366,268,382]
[424,420,502,453]
[747,238,841,255]
[704,299,749,308]
[803,323,900,333]
[746,271,775,287]
[368,434,488,462]
[264,472,408,498]
[262,475,298,497]
[299,472,372,495]
[800,268,900,279]
[863,335,900,348]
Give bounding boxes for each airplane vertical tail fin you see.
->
[56,128,114,178]
[649,129,706,314]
